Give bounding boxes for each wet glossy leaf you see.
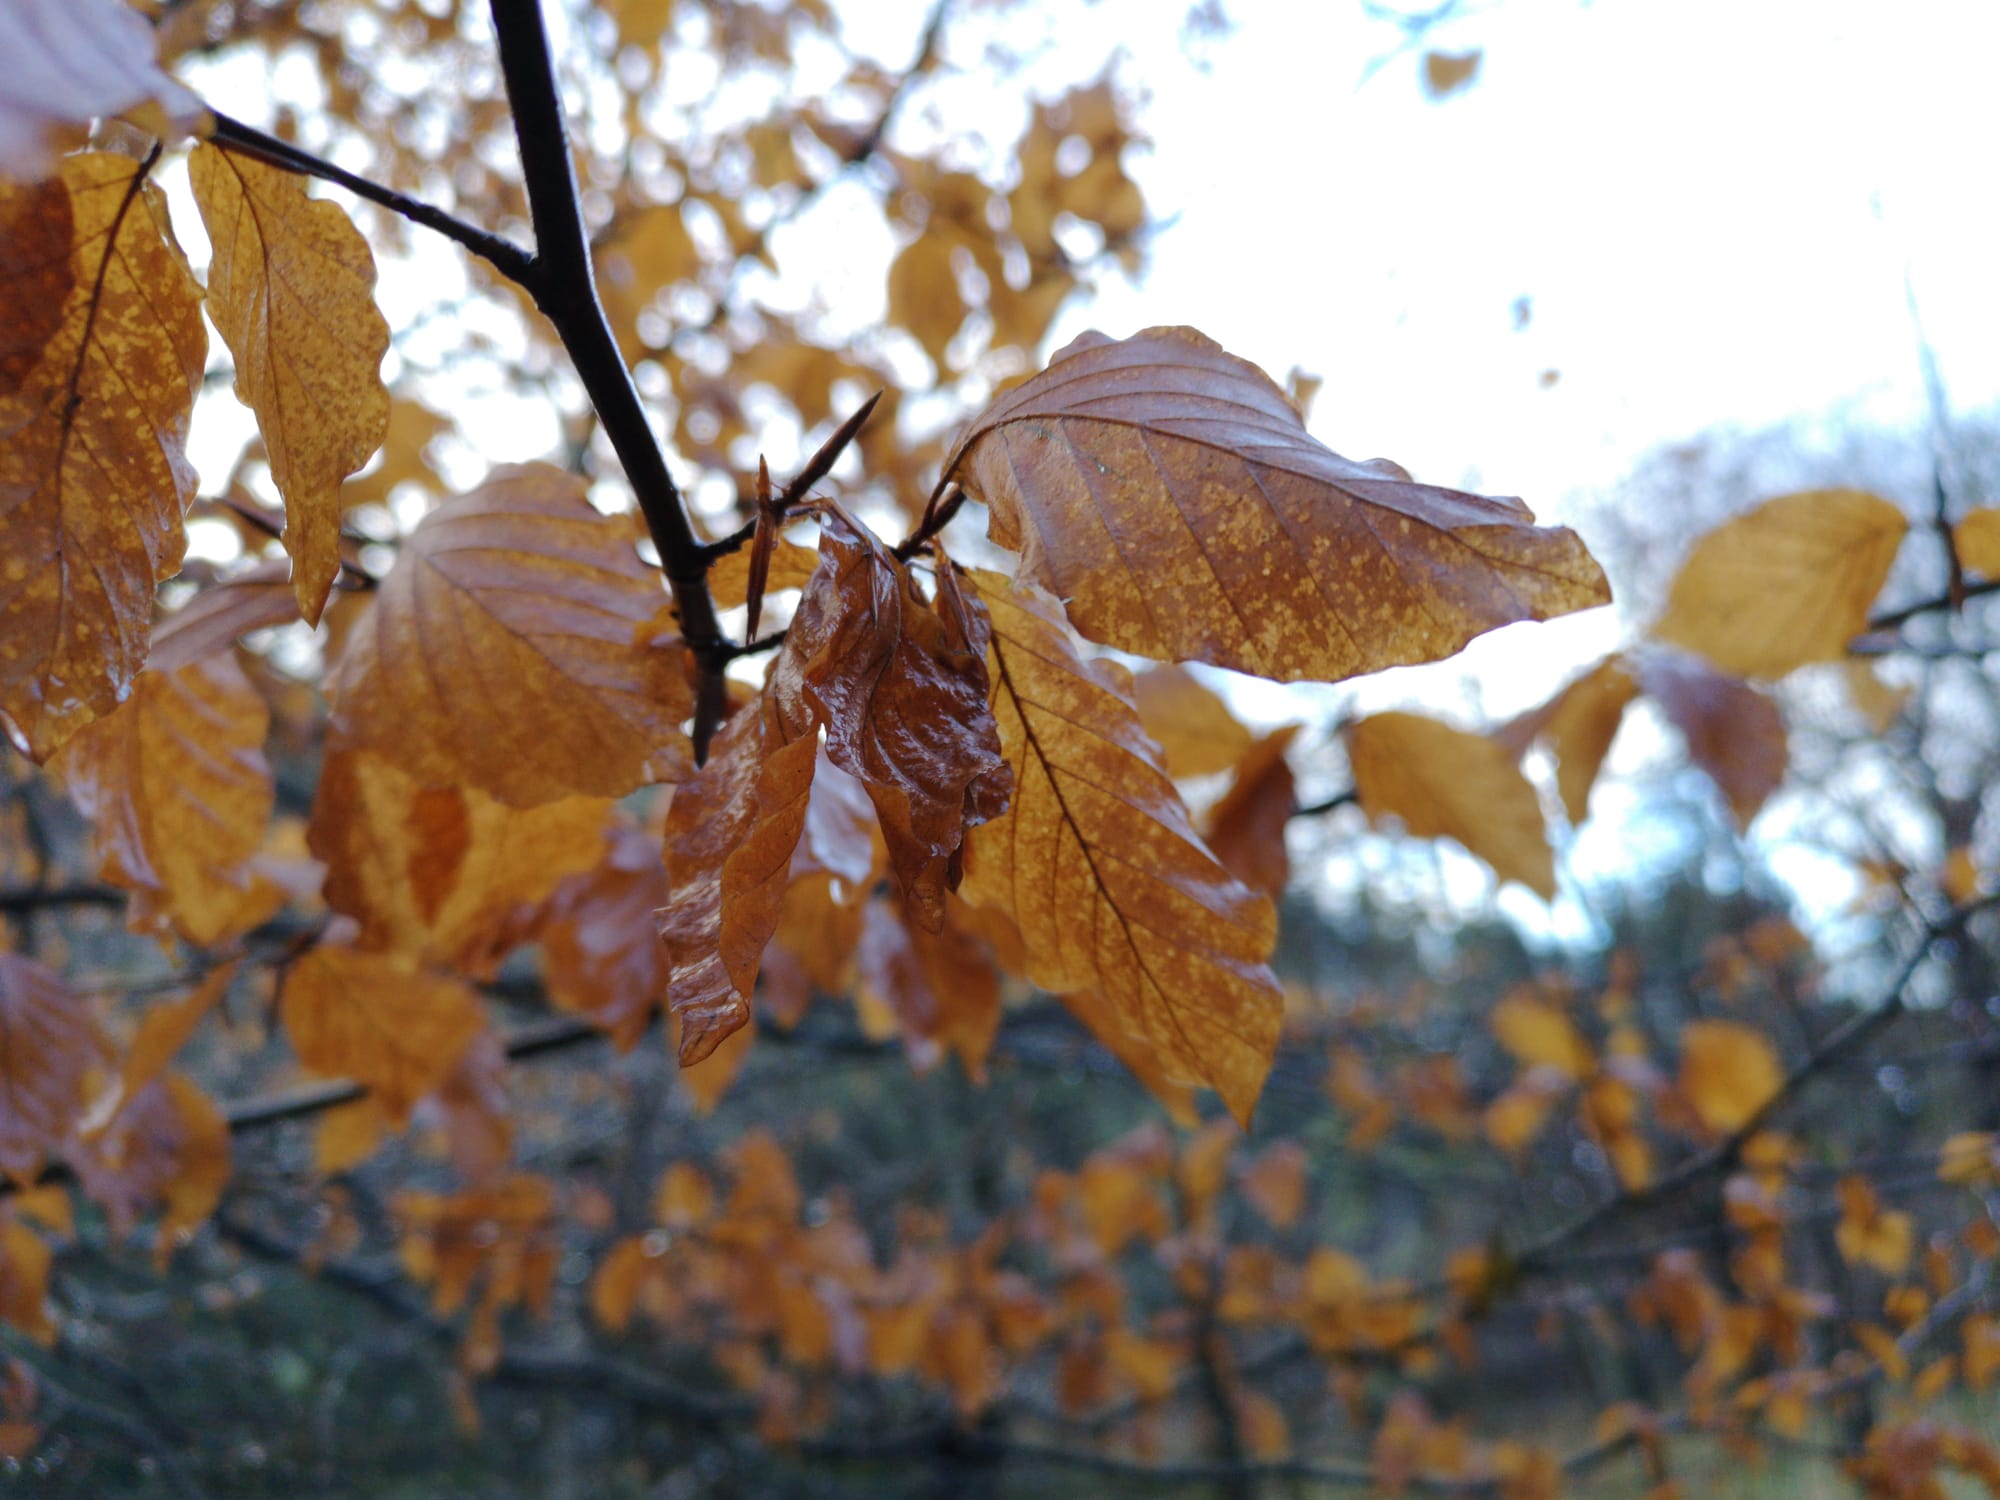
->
[1652,490,1906,679]
[326,464,694,804]
[959,572,1282,1123]
[0,955,103,1187]
[1348,712,1556,899]
[0,154,205,760]
[190,145,391,626]
[942,326,1608,684]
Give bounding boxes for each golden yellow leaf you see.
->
[941,327,1608,684]
[1501,655,1638,825]
[315,1097,388,1175]
[1678,1020,1783,1136]
[0,154,205,760]
[959,572,1282,1123]
[1954,507,2000,577]
[280,946,485,1125]
[308,747,610,974]
[190,145,391,626]
[0,1219,54,1344]
[325,464,694,804]
[1348,712,1556,899]
[708,537,820,610]
[55,653,274,946]
[888,229,965,370]
[1652,490,1906,679]
[1129,664,1253,779]
[1489,991,1593,1080]
[111,960,237,1115]
[1835,1175,1913,1277]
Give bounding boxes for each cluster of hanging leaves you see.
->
[2,2,1999,1493]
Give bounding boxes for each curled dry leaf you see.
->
[189,145,391,627]
[1348,712,1556,899]
[0,155,205,761]
[279,945,486,1125]
[959,571,1282,1124]
[1634,650,1786,831]
[776,508,1009,929]
[309,746,611,975]
[0,954,105,1187]
[326,464,694,805]
[0,0,203,178]
[1129,664,1253,780]
[940,326,1608,685]
[1652,489,1907,680]
[55,652,276,946]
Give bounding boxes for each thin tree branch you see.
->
[0,884,126,914]
[206,111,538,288]
[486,0,731,759]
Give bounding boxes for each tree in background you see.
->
[0,1,1997,1495]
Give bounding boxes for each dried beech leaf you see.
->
[888,229,965,370]
[1500,655,1639,825]
[0,0,203,178]
[309,747,610,975]
[1679,1020,1783,1136]
[1348,712,1555,899]
[0,154,205,760]
[1652,490,1906,680]
[326,464,694,804]
[856,896,1002,1079]
[114,961,237,1114]
[776,507,1009,928]
[75,1070,229,1247]
[0,179,73,397]
[280,946,485,1125]
[1130,664,1254,780]
[1635,650,1786,831]
[539,821,669,1051]
[1956,507,2000,578]
[190,146,391,627]
[959,571,1282,1123]
[55,653,275,946]
[147,559,301,674]
[941,326,1608,683]
[0,955,104,1187]
[710,536,821,611]
[1204,725,1299,898]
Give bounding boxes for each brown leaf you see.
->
[0,179,73,397]
[190,145,391,626]
[959,572,1282,1124]
[1634,650,1786,830]
[775,507,1009,928]
[658,702,815,1065]
[1423,50,1482,99]
[326,464,693,804]
[0,955,104,1187]
[1652,490,1906,679]
[856,895,1002,1078]
[1204,726,1299,898]
[538,821,669,1051]
[1678,1020,1783,1135]
[55,653,275,945]
[1348,712,1556,898]
[432,1031,512,1186]
[0,154,206,759]
[77,1072,229,1250]
[940,327,1608,684]
[309,747,610,974]
[1240,1140,1308,1230]
[147,559,302,673]
[1500,655,1638,825]
[1129,664,1254,779]
[280,946,485,1125]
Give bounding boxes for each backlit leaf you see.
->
[1652,490,1906,679]
[190,145,391,626]
[1955,507,2000,578]
[959,571,1282,1124]
[0,154,205,760]
[941,326,1608,683]
[1678,1020,1783,1136]
[1634,650,1786,830]
[55,652,275,946]
[1500,655,1638,825]
[1129,664,1253,779]
[280,946,485,1125]
[888,229,965,370]
[0,954,103,1187]
[309,747,610,974]
[777,508,1008,928]
[1348,712,1556,899]
[326,464,694,805]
